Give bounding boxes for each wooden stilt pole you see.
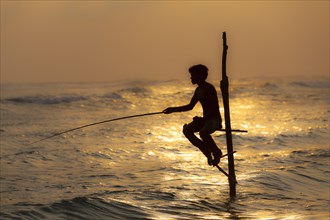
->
[220,32,237,197]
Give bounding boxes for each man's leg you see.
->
[183,121,212,165]
[199,120,222,166]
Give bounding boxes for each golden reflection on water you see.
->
[145,123,186,144]
[230,96,309,138]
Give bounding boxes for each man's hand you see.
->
[163,107,175,114]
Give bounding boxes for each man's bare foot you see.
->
[207,156,213,166]
[212,150,222,166]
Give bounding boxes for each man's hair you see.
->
[189,64,208,80]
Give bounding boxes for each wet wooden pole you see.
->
[220,32,237,197]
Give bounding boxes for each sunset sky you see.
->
[1,1,329,83]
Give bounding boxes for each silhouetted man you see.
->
[163,64,222,166]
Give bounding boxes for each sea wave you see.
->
[101,92,123,100]
[118,87,151,96]
[289,80,330,88]
[0,197,152,220]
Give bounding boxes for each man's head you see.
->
[189,64,208,84]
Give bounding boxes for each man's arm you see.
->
[163,92,198,114]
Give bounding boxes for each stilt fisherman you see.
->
[163,64,223,166]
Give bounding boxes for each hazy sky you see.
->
[1,1,329,83]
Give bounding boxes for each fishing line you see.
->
[25,111,164,147]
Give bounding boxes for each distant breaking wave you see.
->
[6,95,89,105]
[5,86,151,105]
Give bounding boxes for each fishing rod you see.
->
[26,110,247,147]
[26,111,164,147]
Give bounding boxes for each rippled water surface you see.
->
[1,78,329,219]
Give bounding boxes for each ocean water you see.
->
[0,77,329,220]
